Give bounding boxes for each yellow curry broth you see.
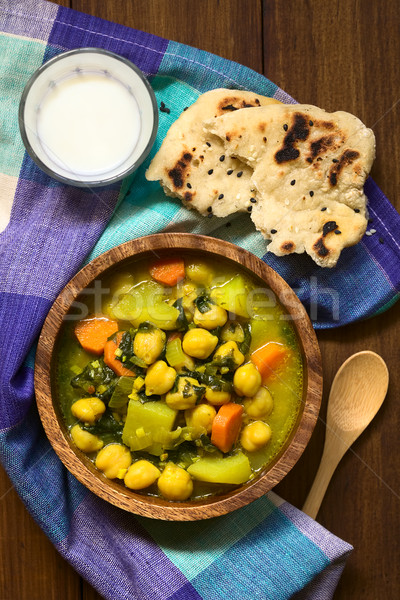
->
[56,253,303,500]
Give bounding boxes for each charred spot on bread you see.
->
[219,96,263,114]
[322,221,338,236]
[309,135,335,160]
[167,152,193,189]
[184,191,194,202]
[313,237,330,257]
[274,113,310,164]
[281,241,295,252]
[329,149,360,186]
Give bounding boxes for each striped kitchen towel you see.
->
[1,1,399,599]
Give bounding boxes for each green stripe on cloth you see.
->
[0,34,46,177]
[189,505,330,600]
[141,495,277,579]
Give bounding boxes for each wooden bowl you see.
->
[35,233,322,521]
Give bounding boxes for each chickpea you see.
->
[240,421,272,452]
[243,387,274,419]
[71,424,103,453]
[233,363,262,397]
[165,376,205,410]
[213,341,244,368]
[145,360,176,396]
[193,303,228,330]
[133,326,166,365]
[186,261,214,285]
[95,443,131,479]
[185,403,217,434]
[205,388,231,405]
[124,460,160,490]
[182,328,218,359]
[71,397,106,424]
[157,463,193,501]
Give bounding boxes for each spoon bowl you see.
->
[302,350,388,520]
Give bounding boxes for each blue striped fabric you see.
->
[1,1,397,599]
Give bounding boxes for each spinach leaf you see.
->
[137,391,162,404]
[82,411,124,443]
[194,294,213,314]
[240,322,252,355]
[173,297,189,331]
[71,359,117,403]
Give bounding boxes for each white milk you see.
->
[37,73,141,176]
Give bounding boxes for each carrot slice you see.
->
[251,342,287,382]
[103,332,135,377]
[150,257,185,286]
[74,316,119,355]
[211,402,243,453]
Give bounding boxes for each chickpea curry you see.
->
[56,254,303,501]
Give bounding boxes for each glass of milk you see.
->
[19,48,158,187]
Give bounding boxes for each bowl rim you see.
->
[18,47,159,188]
[34,233,322,521]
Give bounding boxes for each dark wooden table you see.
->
[1,1,399,599]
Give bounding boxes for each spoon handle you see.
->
[302,433,348,519]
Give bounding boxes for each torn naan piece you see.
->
[145,89,280,217]
[206,103,375,267]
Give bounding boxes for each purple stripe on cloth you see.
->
[48,5,168,77]
[0,294,51,429]
[0,0,58,42]
[363,177,400,290]
[167,584,204,600]
[61,494,196,600]
[0,178,119,299]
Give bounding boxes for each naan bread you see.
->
[145,89,280,217]
[206,103,375,267]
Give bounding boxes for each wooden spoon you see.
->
[302,350,389,520]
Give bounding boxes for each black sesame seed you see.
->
[332,158,339,163]
[227,169,233,175]
[379,237,384,243]
[183,106,188,111]
[219,155,225,162]
[368,218,373,224]
[250,197,257,203]
[247,206,252,212]
[290,179,296,186]
[206,141,211,147]
[309,191,314,197]
[283,124,288,131]
[321,207,327,211]
[309,120,314,126]
[160,101,170,114]
[207,206,212,212]
[270,229,277,234]
[207,213,213,218]
[354,208,360,213]
[226,222,231,227]
[208,169,214,175]
[218,194,224,199]
[335,230,342,235]
[237,171,243,177]
[187,183,192,189]
[263,136,267,142]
